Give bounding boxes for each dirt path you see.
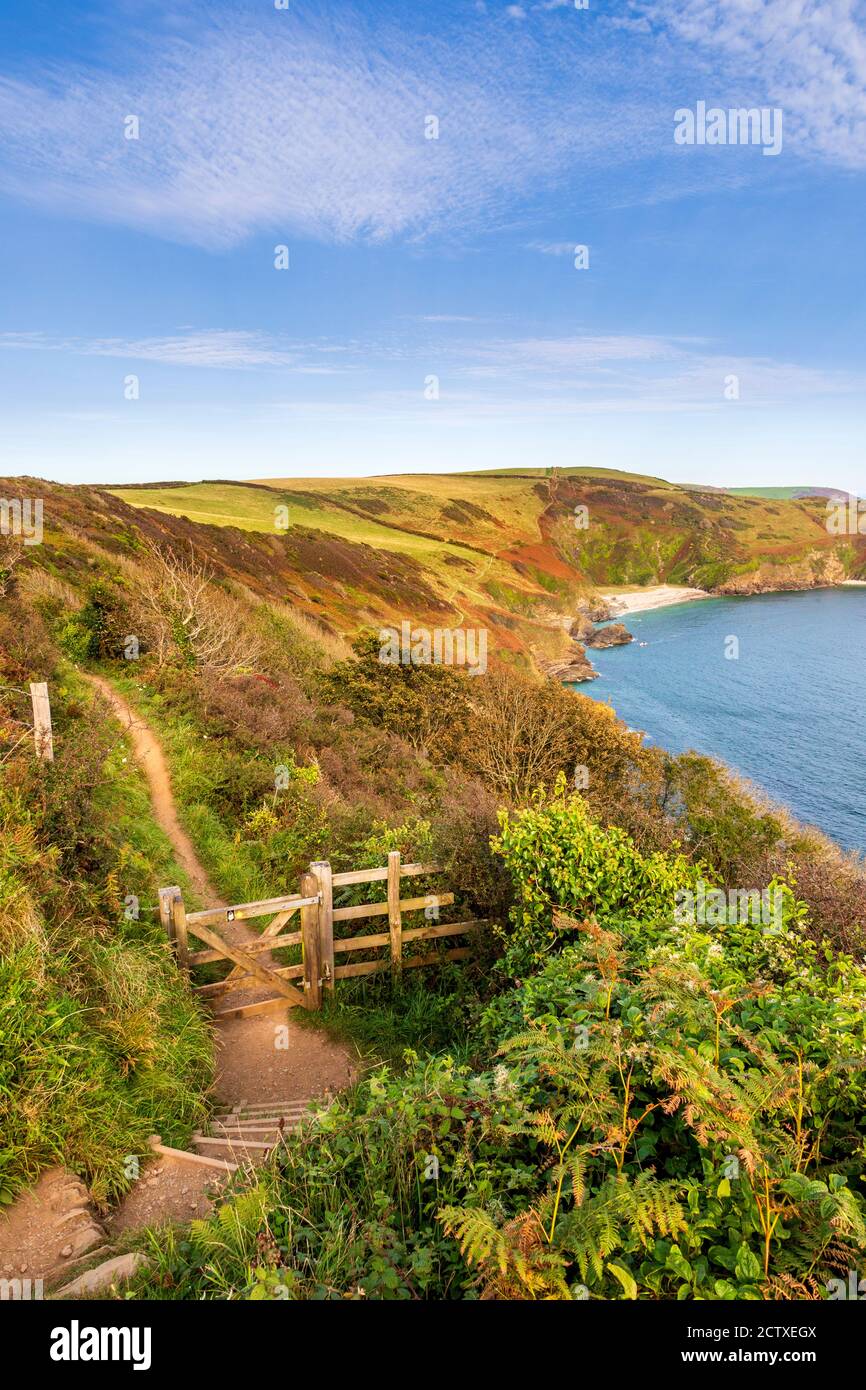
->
[79,676,354,1239]
[86,674,221,905]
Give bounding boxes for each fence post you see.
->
[387,849,402,985]
[158,886,178,946]
[311,860,334,993]
[300,870,322,1010]
[170,888,189,973]
[29,682,54,762]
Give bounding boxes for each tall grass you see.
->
[0,669,214,1204]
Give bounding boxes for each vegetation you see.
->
[112,469,866,620]
[1,473,864,1302]
[0,605,212,1205]
[131,788,866,1301]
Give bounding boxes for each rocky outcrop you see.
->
[541,601,633,683]
[569,612,596,642]
[714,551,848,596]
[584,596,614,622]
[540,643,599,683]
[585,622,633,648]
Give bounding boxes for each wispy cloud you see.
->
[444,333,866,409]
[3,325,859,409]
[0,0,861,260]
[649,0,866,167]
[0,329,350,371]
[0,7,654,251]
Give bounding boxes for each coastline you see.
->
[541,579,863,688]
[601,584,710,617]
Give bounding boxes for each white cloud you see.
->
[650,0,866,167]
[0,11,648,250]
[449,332,866,408]
[527,240,580,255]
[0,0,861,260]
[0,329,348,371]
[3,325,861,412]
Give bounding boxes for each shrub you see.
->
[491,775,703,976]
[324,632,471,760]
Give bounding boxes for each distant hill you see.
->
[91,466,864,670]
[727,486,855,501]
[3,467,861,679]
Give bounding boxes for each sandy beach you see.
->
[602,585,711,617]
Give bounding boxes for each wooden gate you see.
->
[159,851,488,1020]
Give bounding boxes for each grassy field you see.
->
[110,481,513,583]
[109,467,864,639]
[108,477,566,635]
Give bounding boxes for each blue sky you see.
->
[1,0,864,490]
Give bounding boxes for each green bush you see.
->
[491,774,705,976]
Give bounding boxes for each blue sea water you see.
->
[575,587,866,854]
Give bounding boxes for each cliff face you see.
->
[714,550,848,596]
[540,644,599,683]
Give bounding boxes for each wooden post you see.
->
[387,850,402,985]
[158,886,178,946]
[170,888,189,973]
[300,870,322,1010]
[29,682,53,762]
[311,860,334,993]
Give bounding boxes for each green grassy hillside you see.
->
[111,467,866,637]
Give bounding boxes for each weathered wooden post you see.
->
[170,887,189,973]
[300,870,322,1010]
[158,886,178,946]
[310,859,334,993]
[29,681,53,762]
[388,849,402,984]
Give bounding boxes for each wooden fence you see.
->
[159,851,487,1020]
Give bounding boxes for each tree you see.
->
[134,539,262,675]
[464,667,647,805]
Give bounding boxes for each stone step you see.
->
[216,1098,310,1112]
[216,1119,305,1133]
[194,1128,272,1150]
[229,1112,307,1122]
[54,1252,151,1299]
[46,1244,113,1287]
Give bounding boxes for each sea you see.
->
[573,587,865,855]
